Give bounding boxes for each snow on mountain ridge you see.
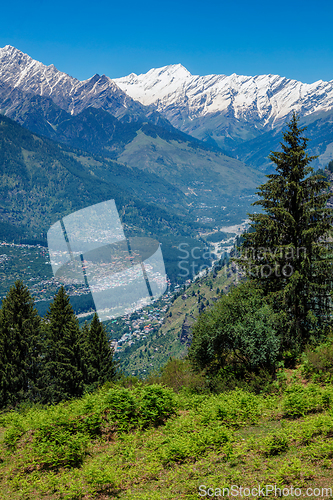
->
[2,45,333,157]
[0,45,140,117]
[2,45,332,128]
[114,64,333,129]
[115,64,193,105]
[0,45,77,97]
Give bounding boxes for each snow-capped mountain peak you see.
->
[0,45,151,118]
[115,64,193,106]
[114,65,333,132]
[0,45,79,100]
[1,46,333,170]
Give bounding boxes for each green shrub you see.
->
[208,365,277,394]
[160,434,193,464]
[2,411,27,449]
[160,417,232,465]
[103,385,177,431]
[282,384,333,418]
[103,387,137,432]
[175,392,207,411]
[78,411,103,437]
[302,342,333,382]
[84,464,117,489]
[3,421,26,449]
[263,433,289,456]
[138,385,177,428]
[147,358,207,394]
[31,426,90,469]
[196,389,270,428]
[300,414,333,443]
[275,458,313,484]
[303,440,333,461]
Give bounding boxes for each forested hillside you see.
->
[0,114,192,241]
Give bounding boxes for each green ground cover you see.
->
[1,378,333,499]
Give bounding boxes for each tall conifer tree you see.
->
[237,113,333,351]
[0,281,41,407]
[83,313,117,390]
[41,287,84,403]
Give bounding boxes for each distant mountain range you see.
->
[0,46,264,237]
[0,46,332,244]
[115,64,333,170]
[0,46,332,175]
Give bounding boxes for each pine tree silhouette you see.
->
[238,113,333,351]
[83,313,117,391]
[41,287,84,403]
[0,281,41,407]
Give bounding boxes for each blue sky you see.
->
[1,0,332,83]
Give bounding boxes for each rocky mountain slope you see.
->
[0,45,162,121]
[0,46,184,148]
